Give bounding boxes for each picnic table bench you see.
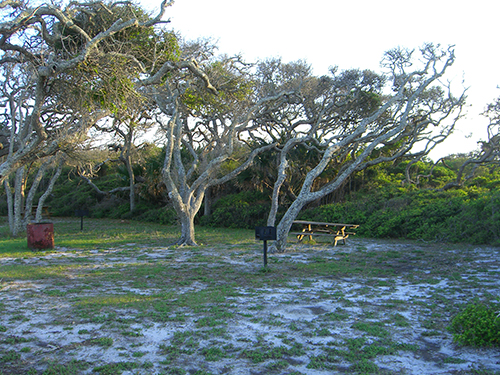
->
[30,205,52,219]
[290,220,359,246]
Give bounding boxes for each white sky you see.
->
[143,0,500,160]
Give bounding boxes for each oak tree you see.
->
[0,0,175,183]
[260,45,466,251]
[153,51,291,245]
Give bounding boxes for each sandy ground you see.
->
[0,237,499,374]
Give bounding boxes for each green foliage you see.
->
[90,337,114,348]
[134,207,178,225]
[136,145,168,205]
[0,350,20,363]
[46,168,123,217]
[243,343,305,363]
[351,321,389,337]
[7,129,500,248]
[300,186,500,245]
[43,164,174,224]
[93,361,139,375]
[449,303,500,347]
[41,360,90,375]
[55,3,181,115]
[201,346,226,361]
[201,191,270,229]
[182,58,255,116]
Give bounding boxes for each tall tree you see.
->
[153,51,295,245]
[440,95,500,190]
[1,0,229,239]
[0,0,175,184]
[91,109,155,212]
[260,45,466,251]
[0,57,99,236]
[3,152,65,236]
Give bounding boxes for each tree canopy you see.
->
[1,1,492,250]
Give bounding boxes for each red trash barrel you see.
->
[27,223,54,250]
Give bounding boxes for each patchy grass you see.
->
[0,218,499,374]
[0,217,255,254]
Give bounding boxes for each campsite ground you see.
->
[0,218,499,374]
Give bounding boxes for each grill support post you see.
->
[255,226,276,268]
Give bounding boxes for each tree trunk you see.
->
[268,138,305,227]
[273,198,306,252]
[24,156,53,223]
[178,209,198,246]
[12,167,25,237]
[204,187,211,217]
[267,159,288,226]
[4,179,14,234]
[36,157,64,222]
[126,154,135,212]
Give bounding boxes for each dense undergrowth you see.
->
[2,153,500,245]
[299,187,500,245]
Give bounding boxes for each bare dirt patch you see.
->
[0,237,499,374]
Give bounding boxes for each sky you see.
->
[143,0,500,160]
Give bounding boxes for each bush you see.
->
[47,171,123,217]
[449,303,500,347]
[135,207,178,225]
[92,195,128,219]
[299,187,500,245]
[202,191,271,229]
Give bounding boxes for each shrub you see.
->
[299,187,500,245]
[91,195,128,219]
[449,303,500,347]
[134,207,178,225]
[202,191,271,229]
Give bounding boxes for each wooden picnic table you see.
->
[30,205,51,219]
[290,220,359,246]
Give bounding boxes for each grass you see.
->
[0,217,499,374]
[0,217,255,255]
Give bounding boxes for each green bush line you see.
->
[3,157,500,245]
[299,187,500,245]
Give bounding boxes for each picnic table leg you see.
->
[298,224,313,241]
